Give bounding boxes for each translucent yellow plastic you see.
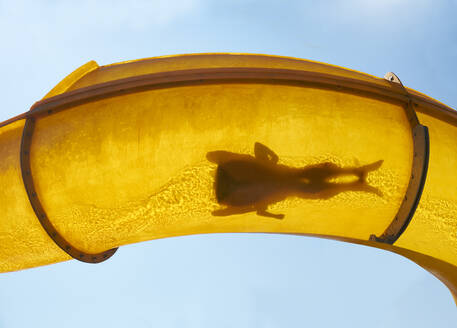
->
[0,54,456,300]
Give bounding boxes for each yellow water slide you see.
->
[1,54,456,298]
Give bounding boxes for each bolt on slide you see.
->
[0,54,456,301]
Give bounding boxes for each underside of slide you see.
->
[1,54,456,300]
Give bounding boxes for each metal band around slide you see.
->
[20,116,118,263]
[370,72,430,244]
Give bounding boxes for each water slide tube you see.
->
[1,54,456,300]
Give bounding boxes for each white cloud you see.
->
[305,0,437,28]
[0,0,203,37]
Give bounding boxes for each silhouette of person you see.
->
[207,142,383,219]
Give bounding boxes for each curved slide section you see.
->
[0,54,456,298]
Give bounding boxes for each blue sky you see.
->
[0,0,456,327]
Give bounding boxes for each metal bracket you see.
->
[20,116,118,263]
[369,72,430,244]
[384,72,403,85]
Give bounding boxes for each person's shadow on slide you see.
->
[207,142,383,219]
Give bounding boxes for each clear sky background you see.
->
[0,1,456,327]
